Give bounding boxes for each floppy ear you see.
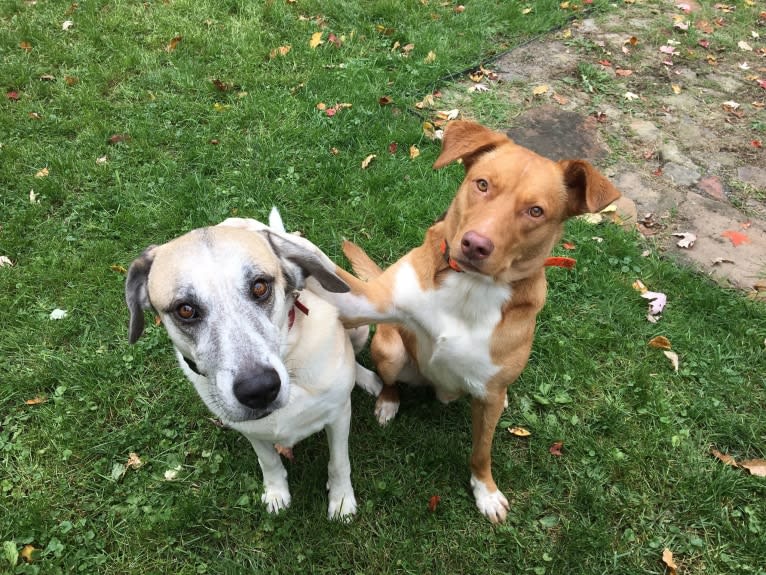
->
[265,231,349,294]
[125,246,157,344]
[433,120,512,169]
[559,159,621,217]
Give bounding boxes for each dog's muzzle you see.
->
[233,368,282,411]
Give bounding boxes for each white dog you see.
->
[125,210,381,519]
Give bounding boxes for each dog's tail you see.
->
[342,240,383,281]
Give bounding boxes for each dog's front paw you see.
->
[327,489,357,521]
[374,396,399,425]
[261,487,291,514]
[470,476,510,524]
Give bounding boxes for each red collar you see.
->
[439,239,576,272]
[287,296,310,330]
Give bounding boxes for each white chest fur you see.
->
[392,262,512,397]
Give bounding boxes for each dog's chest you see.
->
[394,264,511,396]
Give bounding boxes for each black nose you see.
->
[233,368,281,410]
[461,230,494,260]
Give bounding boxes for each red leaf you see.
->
[752,140,762,148]
[549,441,564,457]
[428,495,441,512]
[6,91,20,101]
[325,107,337,117]
[698,38,710,48]
[388,142,398,154]
[597,59,612,67]
[562,242,576,250]
[721,230,750,247]
[759,79,766,90]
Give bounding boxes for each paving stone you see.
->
[736,166,766,191]
[630,120,660,143]
[663,162,701,186]
[697,175,726,201]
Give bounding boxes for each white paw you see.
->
[261,487,291,514]
[470,476,509,524]
[374,399,399,426]
[348,326,370,354]
[327,489,357,521]
[355,363,383,396]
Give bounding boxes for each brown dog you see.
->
[310,120,621,523]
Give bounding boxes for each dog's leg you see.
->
[246,437,291,513]
[370,325,409,425]
[324,398,357,520]
[469,389,510,524]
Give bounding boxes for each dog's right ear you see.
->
[265,232,350,294]
[432,120,511,170]
[125,246,156,344]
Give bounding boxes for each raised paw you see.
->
[470,476,510,524]
[261,486,291,514]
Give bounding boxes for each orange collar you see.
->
[439,239,576,272]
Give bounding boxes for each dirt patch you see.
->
[445,1,766,295]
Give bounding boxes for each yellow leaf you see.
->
[361,154,376,169]
[269,45,291,59]
[532,85,549,96]
[424,50,436,64]
[35,167,49,178]
[25,396,48,405]
[415,94,435,109]
[126,452,144,470]
[409,145,420,160]
[508,426,531,437]
[20,545,38,563]
[310,32,323,49]
[213,103,230,112]
[423,121,436,139]
[316,102,327,111]
[561,28,572,39]
[662,548,677,575]
[632,279,647,294]
[560,1,570,8]
[740,459,766,477]
[522,7,533,14]
[648,336,672,350]
[165,35,182,52]
[672,84,682,94]
[110,264,127,274]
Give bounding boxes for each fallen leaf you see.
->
[361,154,376,169]
[29,189,39,204]
[164,465,182,481]
[25,396,48,405]
[275,444,294,461]
[424,50,436,64]
[533,84,549,96]
[624,91,640,101]
[327,33,342,48]
[562,242,576,250]
[126,452,143,470]
[110,264,127,274]
[662,548,678,575]
[64,75,78,86]
[660,45,677,55]
[213,102,230,112]
[34,167,49,178]
[7,90,20,101]
[712,257,734,265]
[672,232,696,248]
[96,155,108,165]
[663,350,679,372]
[0,256,13,267]
[415,94,435,109]
[721,230,750,246]
[269,45,291,59]
[378,95,393,106]
[428,495,441,512]
[711,447,738,466]
[632,279,648,294]
[165,35,182,52]
[738,40,753,52]
[409,145,420,159]
[19,41,32,52]
[62,20,74,30]
[108,134,130,145]
[549,441,564,457]
[648,335,672,350]
[642,291,667,315]
[698,38,710,48]
[39,73,55,81]
[552,93,569,105]
[672,84,682,94]
[20,545,37,563]
[388,142,398,154]
[509,426,531,437]
[740,459,766,477]
[454,5,465,13]
[28,111,41,120]
[615,68,633,76]
[468,83,490,93]
[49,308,68,320]
[309,32,323,48]
[435,109,460,121]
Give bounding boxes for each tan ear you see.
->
[433,121,511,169]
[559,159,621,217]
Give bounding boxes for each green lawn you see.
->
[2,1,765,574]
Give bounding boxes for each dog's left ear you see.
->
[432,121,511,170]
[265,232,350,294]
[125,246,157,344]
[559,159,621,217]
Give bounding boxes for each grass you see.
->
[2,1,766,574]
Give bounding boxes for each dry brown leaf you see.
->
[361,154,376,169]
[19,41,32,52]
[552,93,569,105]
[35,167,49,178]
[740,459,766,477]
[269,45,291,59]
[662,548,678,575]
[165,35,182,52]
[648,336,672,350]
[25,396,48,405]
[710,447,738,466]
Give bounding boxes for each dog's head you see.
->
[433,121,621,282]
[125,225,348,423]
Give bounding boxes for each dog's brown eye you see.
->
[476,179,489,193]
[177,303,197,320]
[251,279,271,300]
[528,206,544,218]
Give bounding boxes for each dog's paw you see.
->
[261,487,291,514]
[470,476,510,524]
[355,363,383,396]
[327,490,357,522]
[374,397,399,426]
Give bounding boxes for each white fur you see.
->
[470,475,509,524]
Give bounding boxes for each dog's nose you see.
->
[461,231,494,260]
[233,368,281,410]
